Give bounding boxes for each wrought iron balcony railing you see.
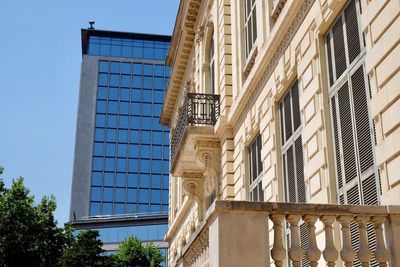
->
[170,92,220,165]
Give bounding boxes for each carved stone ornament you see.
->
[203,167,216,197]
[195,26,204,44]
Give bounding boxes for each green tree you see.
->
[0,169,67,267]
[59,230,106,267]
[115,237,164,267]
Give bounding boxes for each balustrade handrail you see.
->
[177,201,400,267]
[170,92,220,166]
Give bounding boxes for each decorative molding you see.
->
[195,26,204,44]
[182,171,204,179]
[233,0,315,134]
[195,139,221,149]
[184,227,209,266]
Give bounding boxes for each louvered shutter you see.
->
[326,1,380,266]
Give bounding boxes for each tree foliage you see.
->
[0,170,66,267]
[115,237,164,267]
[59,230,108,267]
[0,168,165,267]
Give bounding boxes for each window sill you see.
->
[243,46,258,80]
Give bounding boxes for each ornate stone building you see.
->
[160,0,400,266]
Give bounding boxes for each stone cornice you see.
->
[160,0,202,126]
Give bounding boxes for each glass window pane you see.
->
[115,188,126,202]
[151,190,161,203]
[131,102,141,115]
[140,174,150,188]
[121,75,131,88]
[103,202,113,214]
[117,144,128,157]
[95,114,106,127]
[103,187,113,202]
[116,173,126,187]
[98,74,108,86]
[152,160,162,173]
[142,104,152,116]
[141,145,150,158]
[151,146,162,159]
[95,128,105,142]
[96,100,107,113]
[127,188,137,203]
[129,144,139,158]
[99,61,109,73]
[132,76,142,88]
[90,202,101,216]
[139,190,149,203]
[92,157,103,171]
[108,101,118,114]
[91,187,102,201]
[106,129,116,142]
[117,158,127,172]
[108,115,117,128]
[130,116,140,129]
[120,88,130,101]
[119,115,129,129]
[141,131,151,144]
[118,129,128,143]
[115,203,125,214]
[128,159,138,172]
[133,64,142,75]
[152,175,161,189]
[106,143,116,157]
[128,174,138,188]
[130,130,140,143]
[105,158,115,171]
[111,62,120,73]
[109,87,118,100]
[97,86,107,100]
[104,172,114,186]
[110,74,120,87]
[92,172,103,186]
[127,203,137,214]
[133,46,143,58]
[93,142,105,156]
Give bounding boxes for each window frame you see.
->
[248,133,264,201]
[243,0,258,60]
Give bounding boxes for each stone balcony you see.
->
[170,92,220,176]
[169,201,400,267]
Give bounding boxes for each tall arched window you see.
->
[209,33,215,94]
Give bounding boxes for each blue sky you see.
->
[0,0,179,225]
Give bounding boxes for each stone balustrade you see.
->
[173,201,400,267]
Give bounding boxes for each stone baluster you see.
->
[355,216,373,267]
[303,215,321,267]
[338,215,356,267]
[287,215,304,267]
[270,214,286,267]
[371,216,390,267]
[321,215,338,267]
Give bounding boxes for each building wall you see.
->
[164,0,400,266]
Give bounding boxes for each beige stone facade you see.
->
[161,0,400,266]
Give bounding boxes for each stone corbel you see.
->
[182,172,204,220]
[195,138,221,201]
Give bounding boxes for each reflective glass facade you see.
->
[88,36,169,60]
[90,58,170,217]
[70,30,170,256]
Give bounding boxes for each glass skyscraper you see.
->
[69,28,170,255]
